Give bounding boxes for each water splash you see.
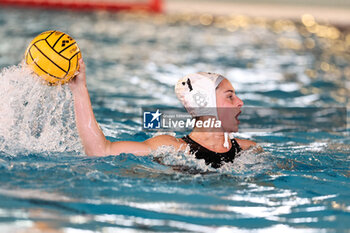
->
[151,143,271,175]
[151,145,216,174]
[0,62,83,155]
[218,147,273,175]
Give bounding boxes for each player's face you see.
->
[216,79,243,132]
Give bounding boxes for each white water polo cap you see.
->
[175,72,225,119]
[175,72,231,149]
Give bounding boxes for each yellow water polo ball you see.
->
[25,30,81,85]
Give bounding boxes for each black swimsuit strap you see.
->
[182,135,241,152]
[181,135,242,168]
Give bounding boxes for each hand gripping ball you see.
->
[25,30,81,85]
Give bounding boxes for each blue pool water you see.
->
[0,8,349,232]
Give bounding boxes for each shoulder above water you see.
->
[235,138,263,153]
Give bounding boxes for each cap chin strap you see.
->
[223,132,230,149]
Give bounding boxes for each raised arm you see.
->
[69,59,184,156]
[69,59,110,156]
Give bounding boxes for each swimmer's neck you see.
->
[189,128,231,151]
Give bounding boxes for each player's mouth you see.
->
[235,110,241,124]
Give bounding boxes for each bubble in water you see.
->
[0,62,83,155]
